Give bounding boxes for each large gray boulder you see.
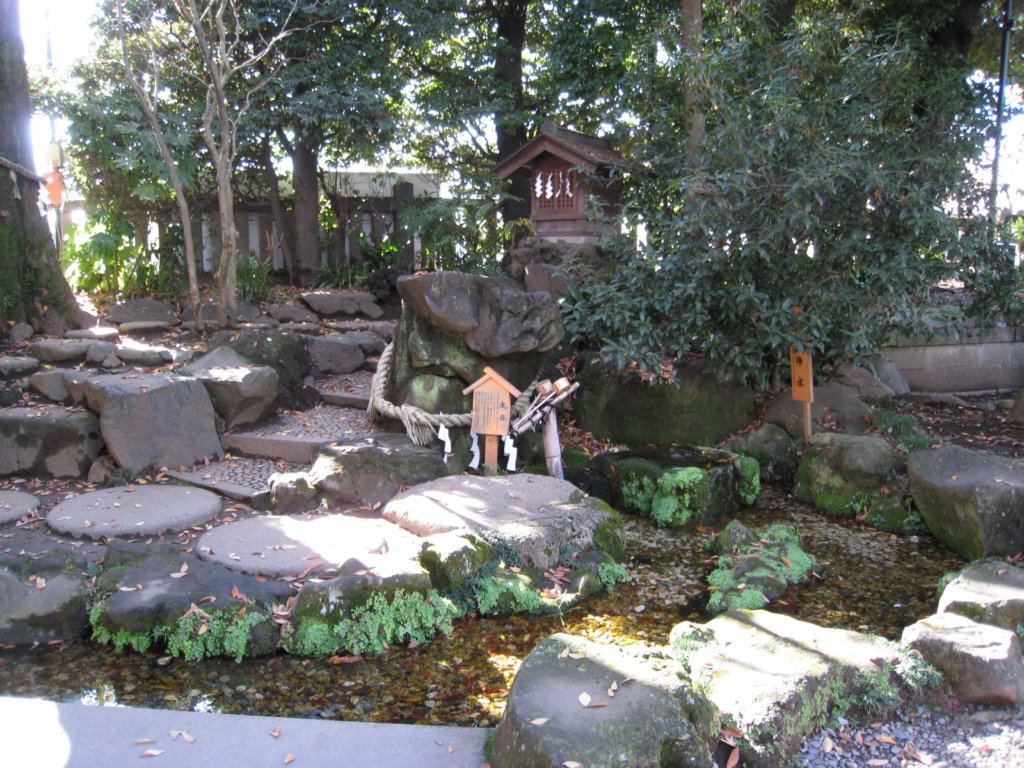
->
[491,633,717,768]
[668,610,923,767]
[184,347,279,430]
[385,273,563,419]
[902,612,1024,704]
[27,338,100,363]
[270,433,450,512]
[305,331,384,375]
[0,406,104,478]
[576,360,756,448]
[0,355,40,378]
[383,474,625,569]
[82,373,222,472]
[793,433,905,517]
[724,423,799,483]
[908,444,1024,559]
[764,383,872,439]
[937,560,1024,633]
[0,568,89,644]
[209,329,312,408]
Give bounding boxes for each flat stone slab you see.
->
[46,485,221,539]
[117,321,174,334]
[300,290,383,319]
[383,474,622,569]
[197,513,424,578]
[0,355,40,378]
[0,695,489,768]
[0,490,41,524]
[66,326,120,341]
[938,560,1024,633]
[27,339,99,363]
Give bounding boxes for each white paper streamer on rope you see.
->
[503,436,518,472]
[468,431,481,470]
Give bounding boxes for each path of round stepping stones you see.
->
[46,485,221,539]
[196,513,426,578]
[0,490,41,525]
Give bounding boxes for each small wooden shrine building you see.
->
[494,122,636,243]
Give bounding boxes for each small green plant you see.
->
[473,572,543,615]
[163,606,271,662]
[332,589,461,656]
[236,252,273,303]
[290,619,342,657]
[870,409,941,453]
[315,261,367,289]
[596,561,630,591]
[733,455,761,505]
[89,598,153,653]
[895,649,943,693]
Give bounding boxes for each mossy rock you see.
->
[419,533,493,591]
[725,423,799,483]
[705,523,821,615]
[593,447,759,527]
[793,433,904,518]
[575,358,756,447]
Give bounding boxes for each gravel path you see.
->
[795,703,1024,767]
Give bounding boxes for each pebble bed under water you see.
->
[0,486,965,728]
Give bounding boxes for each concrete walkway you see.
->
[0,696,489,768]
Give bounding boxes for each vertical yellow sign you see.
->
[789,346,813,403]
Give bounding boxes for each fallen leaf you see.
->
[270,728,281,739]
[822,735,834,753]
[284,754,295,764]
[578,692,591,708]
[866,760,889,767]
[726,746,740,768]
[35,577,46,589]
[169,730,194,743]
[607,681,617,698]
[562,762,582,768]
[140,749,164,757]
[877,735,898,745]
[134,738,156,745]
[719,725,744,743]
[903,744,934,765]
[528,718,549,726]
[327,655,362,665]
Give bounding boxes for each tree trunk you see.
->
[493,0,532,229]
[292,130,321,286]
[260,135,294,283]
[680,0,704,164]
[0,0,78,335]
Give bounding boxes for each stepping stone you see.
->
[114,339,178,366]
[300,290,383,320]
[0,355,40,378]
[0,490,41,525]
[383,474,625,569]
[197,513,423,578]
[27,338,99,363]
[66,326,119,341]
[316,370,374,408]
[117,320,174,335]
[105,297,178,325]
[46,485,221,539]
[277,322,320,335]
[266,303,319,324]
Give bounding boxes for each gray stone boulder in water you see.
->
[490,633,718,768]
[383,473,625,568]
[269,433,451,512]
[386,272,564,418]
[183,347,279,430]
[908,444,1024,560]
[937,560,1024,634]
[574,360,756,448]
[793,432,905,517]
[82,373,222,472]
[902,612,1024,705]
[724,423,799,483]
[0,547,92,644]
[668,610,933,767]
[0,406,104,478]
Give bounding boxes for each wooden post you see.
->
[789,346,814,442]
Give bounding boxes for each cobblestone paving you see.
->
[231,403,379,440]
[182,454,306,491]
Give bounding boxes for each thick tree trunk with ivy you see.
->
[0,0,78,335]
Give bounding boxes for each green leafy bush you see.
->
[332,589,461,656]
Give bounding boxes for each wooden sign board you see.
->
[463,367,522,471]
[789,346,813,403]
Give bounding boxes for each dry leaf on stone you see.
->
[726,747,740,768]
[140,749,164,757]
[562,762,582,768]
[822,735,834,753]
[134,739,156,745]
[284,754,295,764]
[169,563,189,579]
[270,728,281,739]
[529,718,549,726]
[903,744,934,765]
[578,692,591,708]
[607,681,617,698]
[877,735,898,745]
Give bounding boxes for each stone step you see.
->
[166,456,305,505]
[313,369,375,409]
[221,404,378,463]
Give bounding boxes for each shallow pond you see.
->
[0,486,964,727]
